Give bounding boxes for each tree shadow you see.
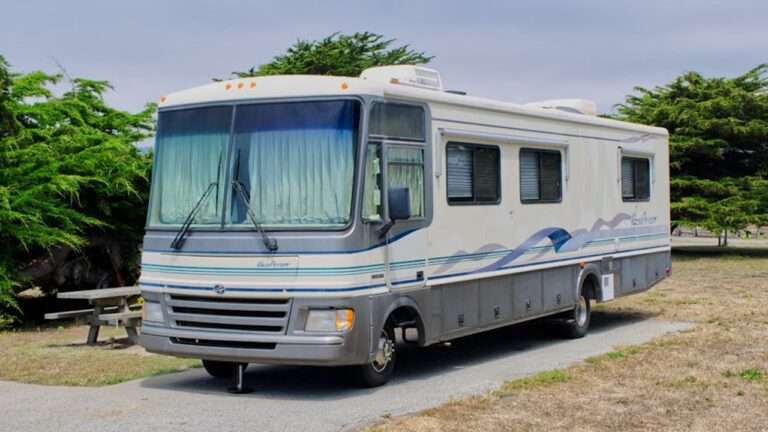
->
[673,245,768,258]
[47,336,136,350]
[138,308,658,400]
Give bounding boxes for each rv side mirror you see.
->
[388,187,411,221]
[377,187,411,239]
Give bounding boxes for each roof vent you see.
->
[524,99,598,116]
[360,65,443,91]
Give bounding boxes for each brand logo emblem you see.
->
[213,284,226,295]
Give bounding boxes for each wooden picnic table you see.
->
[45,286,142,345]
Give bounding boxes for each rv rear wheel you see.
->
[357,326,396,387]
[203,360,246,378]
[562,292,591,339]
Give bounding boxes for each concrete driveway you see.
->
[0,312,690,432]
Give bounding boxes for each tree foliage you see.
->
[228,32,433,78]
[615,65,768,236]
[0,56,155,327]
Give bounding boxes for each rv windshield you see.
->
[148,106,232,226]
[147,100,360,229]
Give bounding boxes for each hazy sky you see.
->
[2,0,766,116]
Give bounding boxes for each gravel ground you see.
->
[0,316,689,432]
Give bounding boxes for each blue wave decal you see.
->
[547,228,572,252]
[556,213,632,253]
[435,213,638,276]
[432,243,508,274]
[477,227,573,273]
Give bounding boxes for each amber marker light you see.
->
[579,262,587,269]
[249,81,256,88]
[160,96,166,103]
[335,309,355,331]
[340,82,349,91]
[225,83,232,90]
[237,82,244,89]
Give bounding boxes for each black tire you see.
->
[202,360,244,379]
[562,291,591,339]
[357,326,396,387]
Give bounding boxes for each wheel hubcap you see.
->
[575,296,588,326]
[372,330,394,373]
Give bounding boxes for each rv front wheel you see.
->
[562,292,591,339]
[357,326,396,387]
[202,360,246,378]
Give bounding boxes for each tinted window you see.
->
[520,149,562,203]
[622,157,651,201]
[446,143,500,204]
[369,103,425,141]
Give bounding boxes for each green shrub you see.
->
[0,55,154,325]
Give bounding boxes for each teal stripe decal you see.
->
[141,232,668,276]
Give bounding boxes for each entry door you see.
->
[382,142,428,291]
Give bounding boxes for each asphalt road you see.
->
[0,312,690,432]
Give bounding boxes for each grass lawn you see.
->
[0,325,199,386]
[370,251,768,432]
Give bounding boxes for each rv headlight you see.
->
[305,309,355,332]
[142,301,164,323]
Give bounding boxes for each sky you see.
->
[2,0,767,118]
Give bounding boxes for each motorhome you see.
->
[139,65,670,388]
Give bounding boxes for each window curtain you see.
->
[622,158,635,198]
[245,128,354,225]
[447,145,473,199]
[152,106,231,225]
[362,143,382,221]
[387,147,424,217]
[156,134,226,224]
[520,151,540,200]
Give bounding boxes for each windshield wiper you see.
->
[232,180,278,252]
[231,149,278,252]
[170,182,218,250]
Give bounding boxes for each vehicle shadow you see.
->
[138,308,657,400]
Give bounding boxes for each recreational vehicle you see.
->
[139,66,670,388]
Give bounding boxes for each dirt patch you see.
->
[369,253,768,432]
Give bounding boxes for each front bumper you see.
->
[140,325,359,366]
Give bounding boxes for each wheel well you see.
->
[386,306,426,345]
[582,273,600,300]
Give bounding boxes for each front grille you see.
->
[172,306,285,318]
[166,294,292,334]
[175,321,283,332]
[171,337,276,350]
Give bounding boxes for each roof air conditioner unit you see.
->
[360,65,443,91]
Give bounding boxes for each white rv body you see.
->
[139,66,670,383]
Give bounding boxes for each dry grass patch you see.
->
[369,252,768,432]
[0,325,199,386]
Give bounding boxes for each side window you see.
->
[520,149,562,203]
[387,147,425,218]
[362,143,382,221]
[622,157,651,201]
[446,142,500,204]
[369,103,425,141]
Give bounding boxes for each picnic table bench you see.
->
[44,286,142,345]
